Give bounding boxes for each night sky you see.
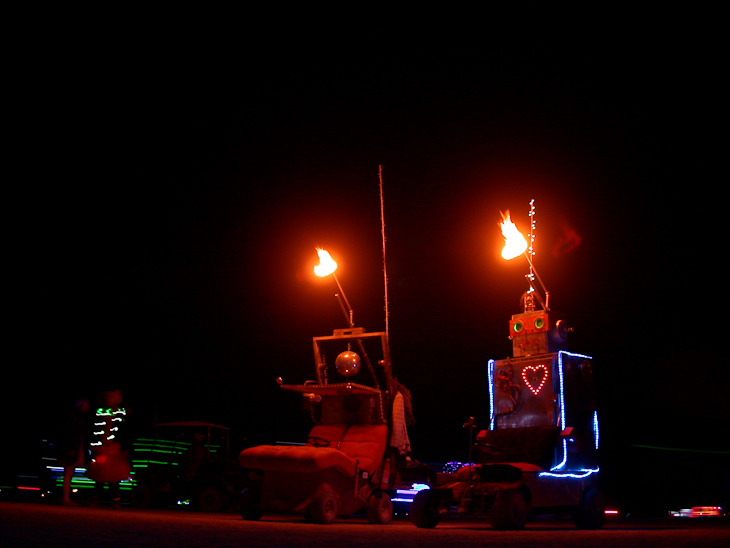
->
[9,32,727,512]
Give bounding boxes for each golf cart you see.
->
[238,326,421,524]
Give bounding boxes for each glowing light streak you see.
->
[500,211,528,260]
[487,359,496,429]
[395,483,431,496]
[539,468,599,479]
[314,248,338,277]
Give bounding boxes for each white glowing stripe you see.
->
[539,468,599,479]
[487,359,496,429]
[47,467,86,472]
[395,484,430,496]
[593,411,600,450]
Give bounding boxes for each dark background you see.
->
[8,23,727,515]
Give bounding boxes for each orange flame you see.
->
[314,247,338,277]
[500,211,528,260]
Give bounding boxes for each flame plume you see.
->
[500,211,528,260]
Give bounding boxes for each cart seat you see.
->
[476,425,560,470]
[238,424,387,478]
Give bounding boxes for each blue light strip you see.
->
[553,352,568,470]
[392,483,430,503]
[552,351,594,471]
[487,350,598,473]
[539,468,599,479]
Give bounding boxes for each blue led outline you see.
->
[487,359,496,430]
[553,350,595,471]
[553,352,568,471]
[487,350,598,473]
[538,468,599,479]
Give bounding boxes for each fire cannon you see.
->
[410,205,605,530]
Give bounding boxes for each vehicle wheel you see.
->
[489,488,528,530]
[128,484,152,509]
[571,488,605,529]
[410,490,441,529]
[366,491,393,524]
[239,487,263,521]
[198,486,226,512]
[309,491,338,524]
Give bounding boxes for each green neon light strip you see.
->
[630,444,730,454]
[54,480,137,490]
[134,449,185,455]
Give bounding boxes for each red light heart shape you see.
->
[522,365,548,395]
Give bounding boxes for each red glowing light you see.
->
[521,365,548,395]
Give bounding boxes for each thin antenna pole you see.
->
[528,199,536,282]
[379,165,389,337]
[524,199,550,310]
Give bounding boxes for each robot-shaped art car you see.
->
[410,210,605,530]
[238,327,417,524]
[411,303,604,529]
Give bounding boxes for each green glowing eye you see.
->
[513,321,523,333]
[534,317,545,329]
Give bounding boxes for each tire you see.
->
[410,490,441,529]
[239,487,263,521]
[198,486,226,512]
[366,491,393,524]
[571,488,605,529]
[309,491,338,524]
[489,488,528,530]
